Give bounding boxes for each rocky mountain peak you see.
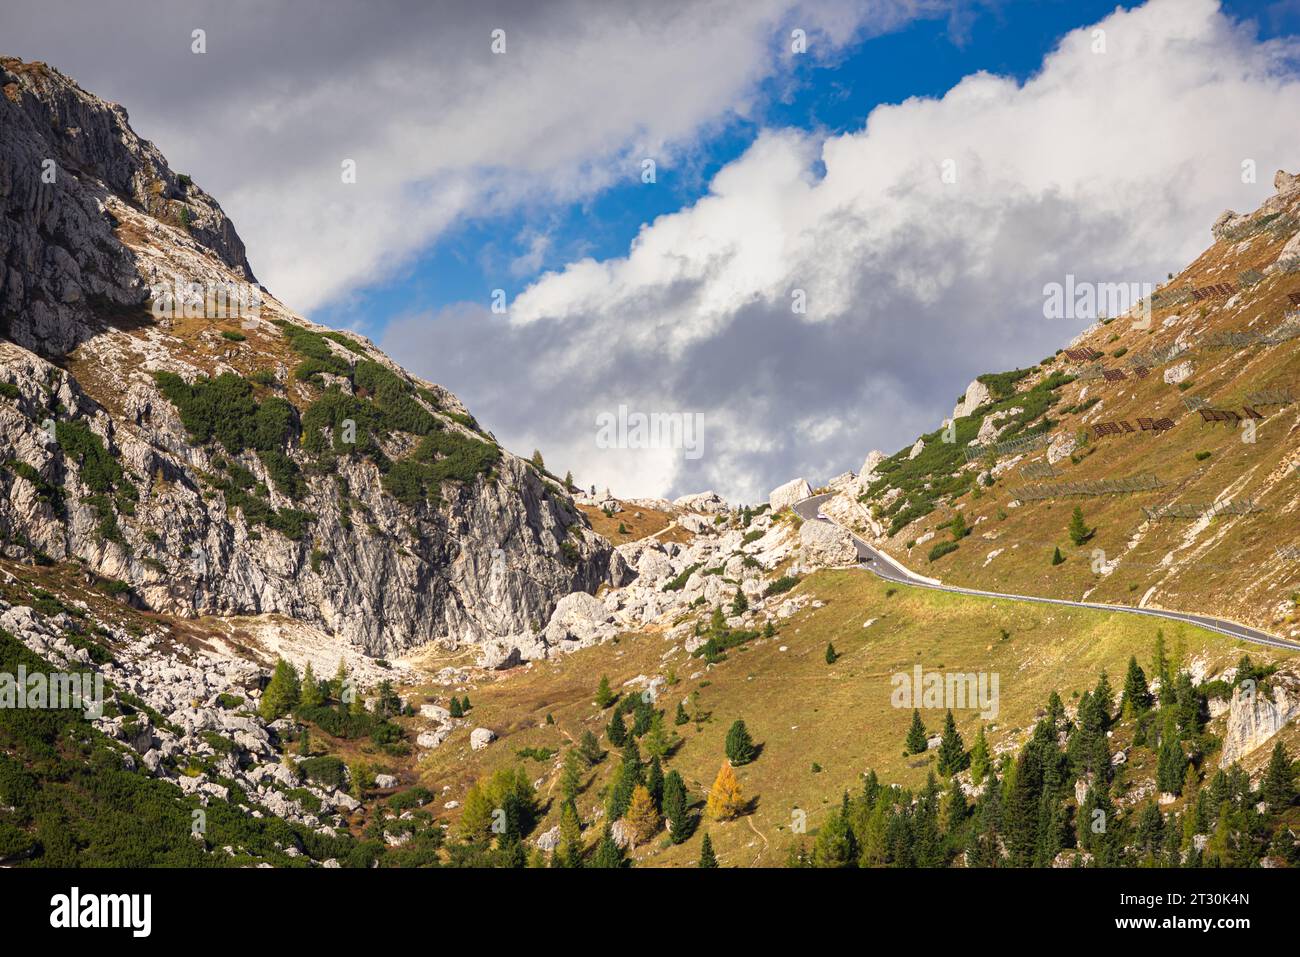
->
[1,55,254,355]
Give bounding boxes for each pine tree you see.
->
[606,741,642,821]
[578,729,604,765]
[606,710,627,747]
[1153,629,1173,706]
[725,719,756,765]
[731,590,748,615]
[905,709,928,755]
[643,711,674,760]
[530,449,545,470]
[811,804,856,868]
[706,762,745,820]
[349,685,366,716]
[1093,670,1113,726]
[449,696,463,718]
[674,701,690,726]
[762,621,776,638]
[298,662,323,709]
[1121,655,1153,714]
[950,511,968,541]
[663,770,689,843]
[825,642,838,664]
[1051,545,1065,566]
[298,726,311,756]
[461,695,471,711]
[943,774,969,834]
[1068,505,1092,546]
[969,726,990,783]
[589,823,625,868]
[259,658,300,721]
[645,755,665,808]
[1156,718,1188,795]
[936,710,968,775]
[625,785,661,846]
[563,470,573,490]
[595,675,615,709]
[698,832,718,867]
[1262,741,1294,812]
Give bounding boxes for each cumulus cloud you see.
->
[0,0,941,309]
[384,0,1300,502]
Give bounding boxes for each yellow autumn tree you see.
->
[706,762,744,820]
[625,784,661,846]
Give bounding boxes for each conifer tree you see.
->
[461,695,471,711]
[625,784,661,846]
[706,762,744,820]
[606,710,627,747]
[674,701,690,726]
[589,823,625,868]
[1093,670,1113,727]
[825,642,838,664]
[560,748,583,804]
[595,675,615,709]
[299,662,323,709]
[950,511,968,541]
[1156,718,1188,796]
[943,773,969,834]
[332,658,348,701]
[1121,655,1153,714]
[298,726,311,757]
[1262,741,1294,812]
[936,710,968,775]
[811,803,856,868]
[449,696,463,718]
[645,755,664,809]
[578,729,604,765]
[1153,629,1173,706]
[762,621,776,638]
[1068,505,1093,546]
[969,726,991,783]
[259,658,300,721]
[905,709,928,755]
[731,590,748,615]
[1051,545,1065,566]
[725,719,756,765]
[556,799,583,868]
[663,770,690,843]
[698,832,718,868]
[643,711,674,760]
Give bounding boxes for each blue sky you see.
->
[6,0,1297,501]
[315,0,1298,340]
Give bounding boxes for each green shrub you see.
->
[298,755,347,789]
[927,540,959,562]
[763,574,800,597]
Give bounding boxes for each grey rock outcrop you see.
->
[1220,674,1300,768]
[0,58,623,660]
[769,477,812,513]
[0,58,255,356]
[798,518,857,568]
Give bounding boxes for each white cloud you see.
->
[385,0,1300,502]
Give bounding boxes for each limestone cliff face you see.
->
[1219,671,1300,768]
[0,57,625,658]
[0,57,254,355]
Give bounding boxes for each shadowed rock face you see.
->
[0,56,254,356]
[0,57,627,660]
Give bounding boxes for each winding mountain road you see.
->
[794,493,1300,652]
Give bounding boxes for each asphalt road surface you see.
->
[793,493,1300,652]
